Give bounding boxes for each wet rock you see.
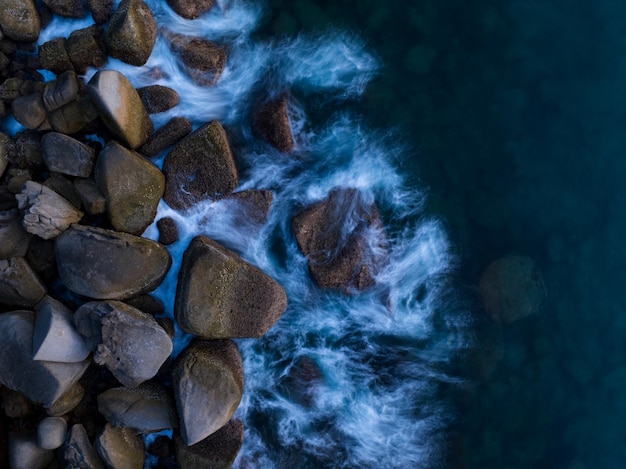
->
[97,382,177,432]
[96,424,145,469]
[105,0,157,66]
[0,257,46,307]
[38,37,74,74]
[64,423,105,469]
[253,94,295,153]
[163,120,238,210]
[95,141,164,235]
[44,0,86,18]
[42,132,97,177]
[42,70,79,112]
[74,178,106,215]
[88,0,114,24]
[172,340,244,445]
[0,208,31,259]
[0,0,41,42]
[292,188,387,292]
[43,172,82,209]
[175,419,244,469]
[478,254,546,324]
[137,85,180,114]
[157,217,178,245]
[55,225,171,300]
[16,181,83,239]
[67,25,108,74]
[0,311,89,406]
[227,189,274,226]
[74,300,173,387]
[87,70,153,149]
[176,236,287,338]
[167,32,226,86]
[46,382,84,416]
[8,433,54,469]
[166,0,215,19]
[48,100,90,135]
[37,416,68,450]
[138,116,192,157]
[12,93,47,129]
[33,295,90,363]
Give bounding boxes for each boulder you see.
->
[64,424,106,469]
[0,0,41,42]
[253,94,295,153]
[167,32,226,86]
[175,236,287,338]
[38,38,74,74]
[157,217,178,245]
[16,181,84,240]
[42,70,79,112]
[8,434,54,469]
[175,419,244,469]
[43,0,86,18]
[12,93,47,129]
[0,209,31,259]
[95,141,164,235]
[46,382,85,416]
[88,0,114,24]
[0,311,90,407]
[172,340,244,445]
[163,120,238,210]
[96,424,144,469]
[87,70,153,149]
[137,85,179,114]
[138,116,192,157]
[166,0,215,19]
[74,178,106,215]
[67,25,108,74]
[292,188,387,292]
[37,416,68,450]
[55,225,171,300]
[105,0,157,66]
[0,257,46,307]
[42,132,97,177]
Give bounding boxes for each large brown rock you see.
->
[105,0,157,66]
[175,236,287,338]
[0,257,46,307]
[163,120,238,210]
[55,225,171,300]
[253,94,295,153]
[166,0,215,19]
[0,0,41,42]
[95,141,165,235]
[138,116,192,158]
[175,419,243,469]
[167,32,226,86]
[137,85,179,114]
[172,340,243,445]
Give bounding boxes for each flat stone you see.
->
[172,340,244,445]
[167,32,226,86]
[137,85,179,114]
[37,416,68,450]
[74,178,106,215]
[0,0,41,42]
[8,434,54,469]
[96,424,145,469]
[138,116,192,157]
[12,93,47,129]
[55,225,171,300]
[0,257,46,307]
[166,0,215,19]
[43,70,79,112]
[0,209,31,259]
[253,94,295,153]
[175,419,243,469]
[105,0,157,66]
[64,424,106,469]
[42,132,97,177]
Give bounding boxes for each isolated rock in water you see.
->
[0,257,46,307]
[175,419,244,469]
[55,225,171,300]
[0,0,41,42]
[0,209,31,259]
[43,70,79,112]
[139,116,192,157]
[167,32,227,86]
[8,433,54,469]
[157,217,178,245]
[37,416,68,450]
[166,0,215,19]
[96,424,145,469]
[0,311,90,407]
[226,189,274,226]
[479,254,546,324]
[88,70,153,149]
[105,0,157,66]
[46,382,85,416]
[137,85,180,114]
[16,181,84,240]
[74,300,172,387]
[97,382,177,432]
[95,141,165,235]
[173,340,244,445]
[64,424,105,469]
[74,178,107,215]
[44,0,86,18]
[292,188,387,292]
[33,296,90,363]
[176,236,287,338]
[253,94,295,153]
[42,132,97,178]
[12,93,47,130]
[163,120,238,210]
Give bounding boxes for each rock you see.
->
[55,225,171,300]
[43,172,82,209]
[37,416,68,450]
[105,0,157,66]
[138,116,192,157]
[281,355,324,407]
[0,311,90,407]
[0,132,8,178]
[38,38,74,74]
[12,93,47,129]
[0,209,31,259]
[97,382,177,432]
[137,85,179,114]
[0,0,41,42]
[227,189,274,226]
[0,77,22,101]
[96,424,145,469]
[33,295,90,363]
[292,188,387,292]
[87,70,153,149]
[124,294,164,316]
[42,70,79,112]
[8,434,54,469]
[88,0,114,24]
[172,340,244,445]
[175,419,244,469]
[253,94,295,153]
[163,120,238,210]
[95,141,164,235]
[0,257,46,307]
[1,389,34,418]
[478,254,546,324]
[46,382,84,416]
[74,178,106,215]
[64,424,106,469]
[16,181,83,240]
[7,130,45,170]
[166,0,215,19]
[48,100,90,135]
[74,300,173,387]
[157,217,178,245]
[67,25,107,74]
[167,32,226,86]
[43,0,86,18]
[42,132,97,177]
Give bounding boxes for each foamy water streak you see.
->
[35,1,467,467]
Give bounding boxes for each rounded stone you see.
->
[0,0,41,42]
[37,417,68,450]
[105,0,157,66]
[253,94,295,153]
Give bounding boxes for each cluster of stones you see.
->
[0,0,389,467]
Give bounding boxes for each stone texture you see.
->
[167,32,226,86]
[6,130,44,170]
[46,382,84,416]
[163,120,238,210]
[157,217,178,245]
[166,0,215,19]
[0,208,31,259]
[138,116,192,157]
[55,225,171,300]
[42,132,97,177]
[49,100,92,135]
[253,94,295,153]
[38,37,74,74]
[67,25,108,74]
[8,434,54,469]
[0,311,90,407]
[74,178,106,215]
[88,0,114,24]
[0,0,41,42]
[88,70,153,149]
[43,70,79,112]
[105,0,157,66]
[37,416,68,450]
[95,141,164,235]
[137,85,179,114]
[175,419,244,469]
[12,93,47,129]
[96,424,144,469]
[176,236,287,339]
[64,423,105,469]
[172,340,244,445]
[0,257,46,307]
[43,0,86,18]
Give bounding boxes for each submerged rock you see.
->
[166,0,215,19]
[253,94,295,153]
[226,189,274,226]
[105,0,157,66]
[175,419,244,468]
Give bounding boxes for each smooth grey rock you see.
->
[16,181,84,240]
[42,132,97,178]
[12,93,47,130]
[55,225,171,300]
[74,178,107,215]
[175,419,243,469]
[167,32,226,86]
[175,236,287,339]
[43,70,79,112]
[166,0,214,19]
[0,311,90,406]
[96,424,145,469]
[33,296,90,363]
[46,382,85,416]
[137,85,179,114]
[138,116,192,157]
[172,340,244,445]
[0,208,31,259]
[0,257,46,307]
[64,423,106,469]
[253,94,295,153]
[105,0,157,66]
[97,382,177,432]
[8,434,54,469]
[0,0,41,42]
[37,416,68,450]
